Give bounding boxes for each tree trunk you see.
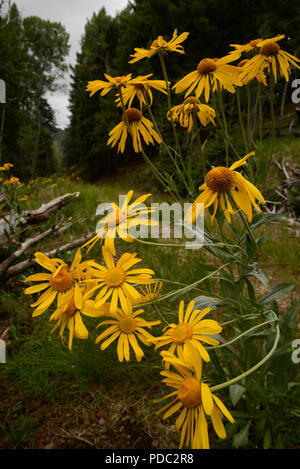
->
[31,93,41,177]
[0,104,6,164]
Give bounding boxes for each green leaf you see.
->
[285,301,300,329]
[233,422,250,448]
[230,384,246,406]
[192,295,222,310]
[259,283,295,305]
[263,428,272,449]
[250,213,283,231]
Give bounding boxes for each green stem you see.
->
[269,66,276,169]
[153,302,169,326]
[144,94,190,196]
[217,83,229,165]
[192,113,205,173]
[209,78,240,161]
[211,312,280,392]
[236,87,249,153]
[208,318,277,350]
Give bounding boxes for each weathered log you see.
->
[4,231,94,279]
[0,223,71,277]
[23,192,80,225]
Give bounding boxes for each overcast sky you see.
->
[15,0,129,129]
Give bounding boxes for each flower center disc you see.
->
[171,323,192,345]
[105,210,126,230]
[197,58,217,74]
[206,167,234,193]
[123,108,142,123]
[249,38,262,47]
[65,296,77,317]
[119,316,136,333]
[238,59,248,67]
[178,377,202,408]
[151,38,166,48]
[105,267,126,287]
[50,267,74,292]
[260,41,280,56]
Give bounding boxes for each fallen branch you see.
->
[0,223,71,277]
[23,192,80,225]
[4,231,94,278]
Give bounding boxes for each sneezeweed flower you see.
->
[0,162,13,171]
[132,280,163,305]
[115,74,168,108]
[107,107,162,153]
[89,247,155,314]
[152,300,222,363]
[240,35,300,83]
[237,59,267,86]
[228,38,263,61]
[168,96,216,132]
[95,298,160,362]
[129,29,189,63]
[3,176,21,186]
[49,282,109,350]
[173,56,240,102]
[82,190,157,256]
[86,74,132,97]
[185,152,266,224]
[156,352,235,449]
[24,249,90,317]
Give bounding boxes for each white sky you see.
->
[15,0,129,128]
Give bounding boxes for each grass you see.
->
[1,136,300,449]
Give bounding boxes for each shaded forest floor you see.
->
[1,137,300,449]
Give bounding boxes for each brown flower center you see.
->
[178,377,202,409]
[105,267,126,287]
[118,316,136,333]
[171,323,192,345]
[105,210,126,230]
[184,97,200,105]
[122,108,142,123]
[151,38,166,48]
[206,167,234,193]
[50,267,74,292]
[260,41,280,56]
[249,38,262,48]
[197,58,217,74]
[65,296,77,317]
[238,59,248,67]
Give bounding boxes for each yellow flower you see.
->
[132,280,163,305]
[185,152,265,224]
[129,29,189,63]
[95,298,160,362]
[152,300,221,363]
[173,56,240,102]
[82,190,157,256]
[240,35,300,83]
[0,162,13,171]
[90,247,155,314]
[168,96,216,131]
[49,282,109,350]
[115,74,167,108]
[86,74,132,97]
[237,59,267,86]
[107,107,161,153]
[156,352,235,449]
[4,176,21,186]
[24,249,90,317]
[228,37,263,61]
